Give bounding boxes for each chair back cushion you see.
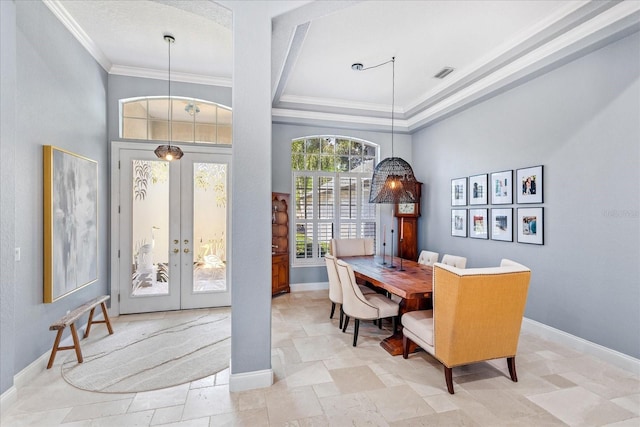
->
[331,238,375,257]
[432,260,531,367]
[325,254,342,304]
[418,250,439,266]
[441,254,467,268]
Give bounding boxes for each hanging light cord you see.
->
[167,36,172,148]
[391,57,395,158]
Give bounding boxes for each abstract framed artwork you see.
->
[517,207,544,245]
[516,165,543,204]
[451,177,467,206]
[44,146,98,303]
[469,208,488,239]
[490,170,513,205]
[469,174,488,205]
[491,208,513,242]
[451,209,467,237]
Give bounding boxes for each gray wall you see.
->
[0,1,109,394]
[1,0,17,395]
[272,123,412,285]
[413,32,640,358]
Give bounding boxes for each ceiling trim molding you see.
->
[43,0,112,72]
[109,65,232,87]
[272,22,310,103]
[273,0,640,132]
[272,108,410,133]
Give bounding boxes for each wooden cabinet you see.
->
[272,193,290,295]
[396,183,422,262]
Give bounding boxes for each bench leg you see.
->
[70,324,83,364]
[83,307,97,338]
[47,329,64,369]
[101,302,114,335]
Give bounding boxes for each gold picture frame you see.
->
[44,146,98,303]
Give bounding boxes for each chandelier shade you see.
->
[154,144,184,161]
[369,157,417,204]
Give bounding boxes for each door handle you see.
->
[173,248,179,254]
[174,239,179,245]
[184,248,190,254]
[184,239,189,244]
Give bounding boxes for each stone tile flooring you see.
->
[2,290,639,426]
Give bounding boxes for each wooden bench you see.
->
[47,295,114,369]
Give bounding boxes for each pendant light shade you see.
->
[364,57,418,204]
[369,157,417,203]
[155,34,183,161]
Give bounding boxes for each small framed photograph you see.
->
[517,207,543,245]
[516,165,543,204]
[451,209,467,237]
[491,208,513,242]
[490,170,513,205]
[451,177,467,206]
[469,209,488,239]
[469,174,488,205]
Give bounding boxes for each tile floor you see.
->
[2,290,639,426]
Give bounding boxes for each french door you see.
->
[114,143,231,314]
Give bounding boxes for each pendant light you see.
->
[154,34,184,161]
[357,57,417,204]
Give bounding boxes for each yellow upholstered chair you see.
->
[401,259,531,394]
[330,238,375,257]
[417,250,439,266]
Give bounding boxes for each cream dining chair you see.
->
[335,259,399,346]
[417,250,439,266]
[441,254,467,268]
[325,254,374,329]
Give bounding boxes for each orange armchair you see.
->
[401,259,531,393]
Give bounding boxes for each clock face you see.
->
[398,203,415,214]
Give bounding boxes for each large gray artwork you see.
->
[44,146,98,303]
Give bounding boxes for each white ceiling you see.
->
[47,0,639,132]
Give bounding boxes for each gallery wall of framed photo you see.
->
[450,165,544,245]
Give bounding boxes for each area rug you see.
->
[61,310,231,393]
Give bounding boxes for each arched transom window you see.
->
[120,97,232,145]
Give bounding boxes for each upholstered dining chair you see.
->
[417,250,439,266]
[330,238,375,257]
[335,259,399,346]
[441,254,467,268]
[401,259,531,394]
[325,254,374,329]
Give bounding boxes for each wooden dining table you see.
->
[340,255,433,356]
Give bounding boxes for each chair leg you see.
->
[330,302,336,319]
[378,318,382,329]
[353,319,360,346]
[342,315,350,333]
[392,316,397,334]
[507,357,518,382]
[402,334,409,359]
[444,366,454,394]
[339,306,344,330]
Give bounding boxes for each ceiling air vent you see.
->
[434,67,455,79]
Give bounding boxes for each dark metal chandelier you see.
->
[362,57,418,204]
[154,34,183,161]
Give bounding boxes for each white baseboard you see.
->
[0,385,17,414]
[290,282,328,292]
[228,363,273,392]
[522,317,640,375]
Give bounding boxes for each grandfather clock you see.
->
[395,182,422,262]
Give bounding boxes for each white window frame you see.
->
[291,136,378,267]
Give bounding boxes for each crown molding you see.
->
[109,65,232,87]
[43,0,112,72]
